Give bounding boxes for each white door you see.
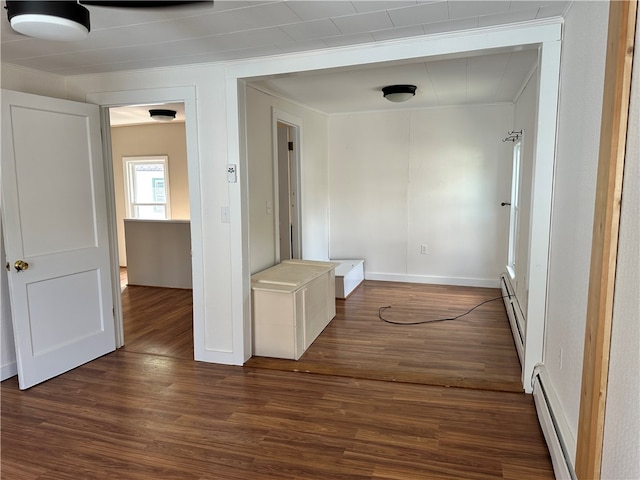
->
[1,90,115,390]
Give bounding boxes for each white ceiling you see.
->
[1,0,569,77]
[2,1,569,123]
[248,46,539,114]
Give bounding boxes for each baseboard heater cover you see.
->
[533,365,576,480]
[500,273,525,364]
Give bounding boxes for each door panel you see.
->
[1,89,115,389]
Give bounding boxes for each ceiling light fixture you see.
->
[382,84,417,103]
[149,109,177,122]
[5,1,213,42]
[6,1,90,42]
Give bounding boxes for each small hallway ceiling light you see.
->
[6,1,90,42]
[382,85,417,103]
[149,109,177,122]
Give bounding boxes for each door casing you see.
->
[87,87,202,357]
[272,109,302,264]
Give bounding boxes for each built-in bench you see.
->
[251,260,339,360]
[332,259,364,299]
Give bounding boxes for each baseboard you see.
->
[500,273,525,364]
[532,364,577,480]
[1,362,17,381]
[364,272,500,288]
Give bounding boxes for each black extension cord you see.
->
[378,296,509,325]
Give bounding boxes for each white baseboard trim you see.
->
[1,362,17,381]
[532,364,577,480]
[500,273,525,364]
[364,272,500,288]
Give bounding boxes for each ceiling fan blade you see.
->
[79,1,212,7]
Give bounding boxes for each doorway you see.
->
[86,86,202,361]
[107,102,194,359]
[273,111,302,263]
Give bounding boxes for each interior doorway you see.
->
[107,102,194,360]
[273,111,302,263]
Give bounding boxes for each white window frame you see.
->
[507,141,522,279]
[123,155,171,220]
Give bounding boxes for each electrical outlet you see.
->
[420,244,428,255]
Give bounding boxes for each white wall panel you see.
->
[512,69,539,313]
[245,86,330,274]
[544,0,609,449]
[329,105,513,286]
[329,111,410,275]
[0,219,17,380]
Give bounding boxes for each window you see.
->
[124,156,171,219]
[507,141,521,278]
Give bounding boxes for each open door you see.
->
[1,90,115,389]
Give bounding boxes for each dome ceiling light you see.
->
[382,84,417,103]
[5,1,212,42]
[149,109,177,122]
[6,1,91,42]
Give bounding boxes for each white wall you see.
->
[1,64,67,99]
[511,69,539,314]
[1,219,17,380]
[110,122,190,266]
[601,6,640,477]
[544,0,609,456]
[245,86,330,274]
[328,105,513,287]
[0,20,565,370]
[66,66,237,361]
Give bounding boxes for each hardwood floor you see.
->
[2,277,552,479]
[1,351,553,480]
[247,281,523,392]
[120,268,193,360]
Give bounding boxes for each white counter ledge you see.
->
[124,219,192,289]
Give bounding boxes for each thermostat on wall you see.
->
[227,164,237,183]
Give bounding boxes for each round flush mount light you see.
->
[149,109,177,122]
[6,1,90,42]
[382,84,417,103]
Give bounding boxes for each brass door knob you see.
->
[14,260,29,272]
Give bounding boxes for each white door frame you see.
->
[272,109,302,263]
[86,87,202,354]
[227,22,562,391]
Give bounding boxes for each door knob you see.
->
[14,260,29,272]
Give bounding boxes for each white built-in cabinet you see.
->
[251,260,338,360]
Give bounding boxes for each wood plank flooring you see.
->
[2,276,551,479]
[120,268,193,360]
[247,281,523,392]
[1,351,553,480]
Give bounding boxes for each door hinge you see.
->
[288,141,294,151]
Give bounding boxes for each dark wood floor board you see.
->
[246,280,523,392]
[2,279,552,479]
[2,351,553,479]
[120,273,194,360]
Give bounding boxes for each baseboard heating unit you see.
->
[533,365,576,480]
[500,273,525,364]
